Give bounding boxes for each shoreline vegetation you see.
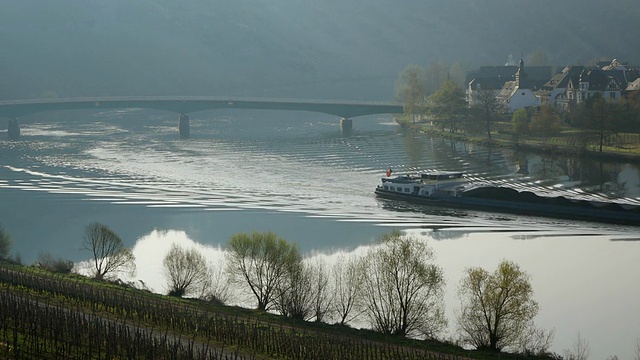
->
[0,228,557,359]
[395,116,640,164]
[0,260,541,360]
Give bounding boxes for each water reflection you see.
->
[4,111,640,359]
[110,228,640,359]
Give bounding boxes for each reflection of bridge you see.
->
[0,96,403,139]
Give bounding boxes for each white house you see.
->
[495,59,540,112]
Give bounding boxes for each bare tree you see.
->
[331,254,363,325]
[514,325,556,356]
[226,231,301,311]
[163,243,208,297]
[308,257,332,322]
[199,260,233,305]
[82,222,135,280]
[456,260,540,351]
[274,261,314,320]
[563,332,590,360]
[0,223,13,260]
[359,230,446,338]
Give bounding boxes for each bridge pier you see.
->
[8,118,20,140]
[340,118,353,132]
[179,114,190,139]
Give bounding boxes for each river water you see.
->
[1,109,639,358]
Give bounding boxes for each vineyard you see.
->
[0,262,484,360]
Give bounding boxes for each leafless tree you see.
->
[163,243,208,297]
[274,261,314,320]
[307,257,332,322]
[82,222,135,280]
[330,254,363,325]
[199,260,233,305]
[563,332,590,360]
[359,230,446,338]
[514,325,556,356]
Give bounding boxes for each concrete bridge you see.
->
[0,96,403,139]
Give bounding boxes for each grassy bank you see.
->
[0,262,555,360]
[398,116,640,163]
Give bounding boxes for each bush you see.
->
[36,252,74,274]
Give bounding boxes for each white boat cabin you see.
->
[380,171,466,197]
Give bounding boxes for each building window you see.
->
[610,92,616,99]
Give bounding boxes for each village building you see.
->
[537,59,640,111]
[466,63,555,107]
[495,59,547,112]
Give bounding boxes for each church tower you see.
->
[515,58,527,88]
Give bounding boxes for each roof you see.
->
[580,69,620,91]
[496,81,518,100]
[626,78,640,92]
[466,65,559,91]
[538,66,585,92]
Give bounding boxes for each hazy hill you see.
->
[1,0,639,101]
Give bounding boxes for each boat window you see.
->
[390,187,395,191]
[383,185,388,190]
[404,188,410,193]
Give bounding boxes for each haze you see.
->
[2,0,639,101]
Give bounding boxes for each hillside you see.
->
[1,0,639,101]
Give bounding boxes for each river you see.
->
[1,109,639,359]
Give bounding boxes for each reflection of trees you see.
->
[428,230,468,241]
[401,127,427,169]
[515,153,636,197]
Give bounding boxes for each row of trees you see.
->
[159,229,552,355]
[4,223,640,357]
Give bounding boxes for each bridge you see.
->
[0,96,404,139]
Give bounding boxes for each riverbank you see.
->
[401,120,640,164]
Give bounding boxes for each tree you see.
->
[36,252,74,274]
[511,108,530,145]
[226,231,301,311]
[274,260,314,320]
[472,87,500,140]
[163,243,209,297]
[395,64,426,122]
[449,62,471,89]
[0,223,13,260]
[529,104,562,146]
[429,80,467,133]
[82,222,136,280]
[588,94,620,153]
[359,230,446,338]
[308,257,332,322]
[200,260,233,305]
[514,326,556,356]
[331,254,362,325]
[563,332,591,360]
[424,60,450,95]
[456,260,539,352]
